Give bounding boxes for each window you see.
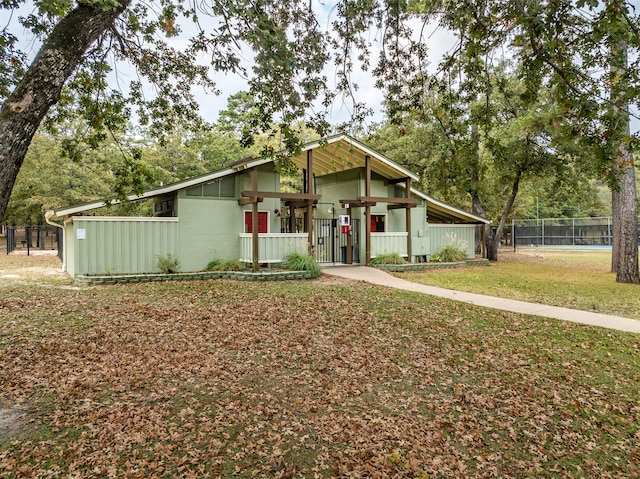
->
[371,214,386,232]
[186,185,202,196]
[185,177,235,198]
[245,211,269,233]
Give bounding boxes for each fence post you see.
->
[6,227,13,254]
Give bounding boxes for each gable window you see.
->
[185,177,235,198]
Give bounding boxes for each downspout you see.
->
[44,210,66,272]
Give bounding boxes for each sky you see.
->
[180,8,459,128]
[6,1,639,133]
[7,1,459,129]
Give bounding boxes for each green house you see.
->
[47,134,489,278]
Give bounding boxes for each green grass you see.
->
[1,253,639,477]
[397,249,640,319]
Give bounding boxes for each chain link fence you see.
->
[3,225,63,260]
[512,216,640,248]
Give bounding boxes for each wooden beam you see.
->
[387,177,411,185]
[365,155,371,265]
[238,196,263,206]
[346,206,353,264]
[358,196,417,206]
[406,177,412,262]
[306,150,314,255]
[387,204,415,210]
[339,200,375,208]
[251,168,259,269]
[241,191,321,201]
[284,199,319,208]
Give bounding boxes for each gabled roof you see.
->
[51,156,273,217]
[290,134,419,181]
[50,134,488,224]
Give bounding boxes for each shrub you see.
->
[282,252,321,278]
[370,253,408,265]
[206,259,246,271]
[157,253,180,274]
[430,244,467,263]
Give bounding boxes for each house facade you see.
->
[47,135,489,278]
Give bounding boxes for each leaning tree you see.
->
[0,0,333,221]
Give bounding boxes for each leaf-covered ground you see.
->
[1,261,639,478]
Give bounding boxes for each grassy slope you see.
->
[1,254,639,478]
[398,250,640,320]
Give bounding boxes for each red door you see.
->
[371,214,385,232]
[245,211,268,233]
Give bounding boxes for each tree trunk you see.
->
[486,169,522,261]
[0,2,130,221]
[471,191,487,257]
[469,123,485,255]
[611,147,639,283]
[609,39,639,283]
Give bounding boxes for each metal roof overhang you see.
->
[51,157,273,217]
[290,135,419,182]
[411,189,489,224]
[50,134,486,225]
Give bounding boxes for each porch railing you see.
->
[239,233,309,263]
[371,232,408,258]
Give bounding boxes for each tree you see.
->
[0,0,332,222]
[349,0,640,281]
[369,63,592,261]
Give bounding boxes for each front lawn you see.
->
[1,255,638,477]
[397,250,640,320]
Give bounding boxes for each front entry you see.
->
[312,218,360,264]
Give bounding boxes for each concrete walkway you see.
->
[322,265,640,334]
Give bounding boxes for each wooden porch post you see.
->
[251,168,259,269]
[365,155,371,265]
[406,177,412,262]
[347,206,353,264]
[306,150,314,255]
[289,206,296,233]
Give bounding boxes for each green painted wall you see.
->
[64,222,76,278]
[429,224,476,258]
[314,169,430,263]
[176,165,281,271]
[314,169,361,219]
[68,217,179,276]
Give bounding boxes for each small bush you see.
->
[206,259,246,271]
[157,253,180,274]
[370,253,408,265]
[430,244,467,263]
[282,252,321,278]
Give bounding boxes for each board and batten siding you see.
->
[67,217,179,276]
[428,224,476,258]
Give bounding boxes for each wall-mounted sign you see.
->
[77,229,86,240]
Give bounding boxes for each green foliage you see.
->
[205,259,245,272]
[369,253,407,265]
[157,253,179,274]
[282,252,321,278]
[430,245,468,263]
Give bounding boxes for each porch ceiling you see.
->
[425,198,488,224]
[291,136,419,181]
